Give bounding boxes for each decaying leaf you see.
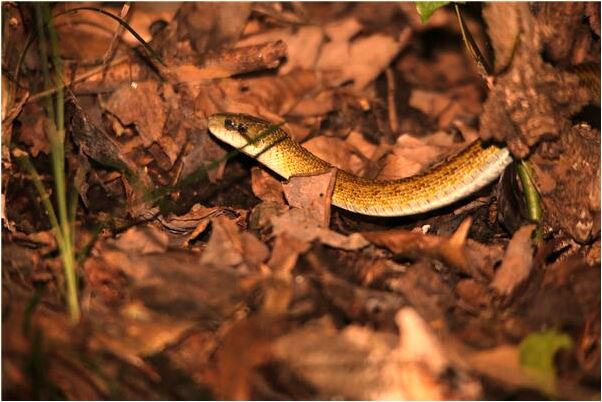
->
[491,224,535,296]
[271,309,481,400]
[282,168,336,227]
[251,167,286,205]
[362,218,472,270]
[271,208,368,251]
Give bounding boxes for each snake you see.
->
[208,113,511,216]
[207,62,599,217]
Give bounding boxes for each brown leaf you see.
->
[240,231,270,270]
[345,130,378,160]
[105,81,167,150]
[282,168,336,227]
[302,136,364,175]
[287,89,335,117]
[491,224,536,296]
[98,247,243,322]
[95,300,198,357]
[110,224,169,254]
[159,204,222,234]
[267,233,310,273]
[377,134,450,180]
[251,167,285,205]
[362,218,472,270]
[194,70,331,120]
[271,208,368,251]
[212,316,288,400]
[177,2,251,54]
[456,279,492,312]
[271,309,481,400]
[409,89,452,118]
[200,216,244,268]
[16,103,49,157]
[316,28,411,90]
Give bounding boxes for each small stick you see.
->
[385,67,399,134]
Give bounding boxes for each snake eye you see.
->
[237,124,247,135]
[224,119,236,130]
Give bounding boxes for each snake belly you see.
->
[208,113,512,217]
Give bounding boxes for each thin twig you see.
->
[385,67,399,134]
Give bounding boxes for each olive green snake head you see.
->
[208,113,512,217]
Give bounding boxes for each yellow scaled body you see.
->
[208,114,512,217]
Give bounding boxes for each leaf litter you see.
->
[2,2,600,400]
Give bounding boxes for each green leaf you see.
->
[519,330,572,395]
[415,1,451,24]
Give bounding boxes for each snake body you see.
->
[208,113,512,216]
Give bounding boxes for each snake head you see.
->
[208,113,286,156]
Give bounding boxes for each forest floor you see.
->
[2,2,600,400]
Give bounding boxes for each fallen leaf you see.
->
[159,204,222,234]
[271,208,368,251]
[345,130,378,160]
[316,28,411,90]
[282,168,336,227]
[271,309,481,400]
[323,17,363,42]
[456,278,491,312]
[171,41,287,81]
[240,231,270,270]
[409,89,452,118]
[362,218,472,270]
[251,167,286,205]
[212,315,288,400]
[111,224,169,255]
[302,136,364,175]
[105,81,167,150]
[268,233,310,273]
[200,216,244,268]
[491,224,536,296]
[377,134,449,180]
[177,2,251,54]
[17,103,49,157]
[96,300,198,357]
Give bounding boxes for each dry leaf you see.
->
[105,81,167,150]
[491,224,536,296]
[282,168,336,227]
[171,41,287,81]
[346,130,378,159]
[95,301,198,357]
[464,345,530,389]
[212,316,287,400]
[177,2,251,53]
[409,89,452,118]
[251,167,286,205]
[111,224,169,254]
[267,233,311,273]
[240,231,270,270]
[17,103,49,156]
[362,218,472,270]
[302,136,365,175]
[271,208,368,251]
[200,216,244,268]
[159,204,222,234]
[316,28,411,90]
[271,309,481,400]
[377,134,448,180]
